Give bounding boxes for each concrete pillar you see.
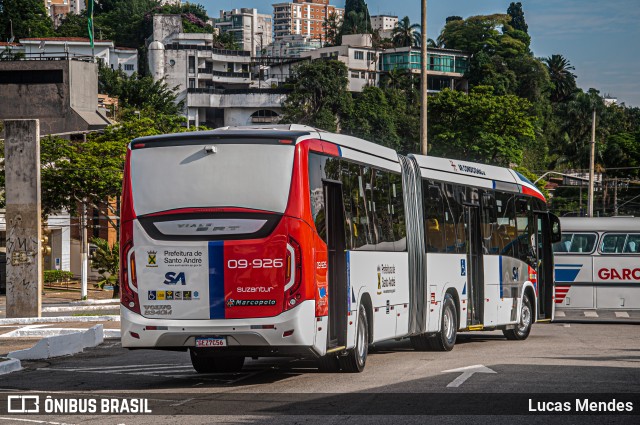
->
[4,119,42,318]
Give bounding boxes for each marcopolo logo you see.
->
[226,299,277,307]
[164,272,186,285]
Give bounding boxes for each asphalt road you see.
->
[1,321,639,424]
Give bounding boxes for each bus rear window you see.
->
[553,233,597,254]
[130,143,295,215]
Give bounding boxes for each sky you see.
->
[200,0,640,107]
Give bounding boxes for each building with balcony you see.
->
[301,34,379,92]
[148,14,290,128]
[380,47,470,93]
[262,34,322,58]
[273,0,344,41]
[211,8,273,56]
[15,37,138,76]
[370,15,398,39]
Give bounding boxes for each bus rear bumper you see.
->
[120,300,321,357]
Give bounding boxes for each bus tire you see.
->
[410,334,432,351]
[339,304,369,373]
[503,294,533,341]
[189,349,245,373]
[431,293,457,351]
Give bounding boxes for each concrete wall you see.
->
[0,60,109,135]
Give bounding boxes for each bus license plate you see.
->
[195,337,227,347]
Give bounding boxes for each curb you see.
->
[0,357,22,375]
[0,315,120,325]
[42,305,120,313]
[66,299,120,306]
[0,326,121,339]
[7,325,104,360]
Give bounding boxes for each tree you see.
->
[545,54,577,103]
[0,0,54,40]
[392,16,421,48]
[341,0,371,35]
[55,12,88,38]
[90,237,119,297]
[344,87,400,149]
[281,60,353,132]
[98,64,183,115]
[323,12,342,46]
[428,86,536,166]
[507,2,528,33]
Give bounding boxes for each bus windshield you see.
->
[130,142,295,215]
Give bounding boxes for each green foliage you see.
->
[428,87,536,166]
[507,2,528,33]
[341,0,371,35]
[0,0,54,40]
[323,12,341,46]
[392,16,421,48]
[213,31,240,50]
[98,63,183,115]
[545,54,577,103]
[344,87,400,149]
[44,270,75,283]
[281,60,353,132]
[90,237,119,294]
[54,12,88,38]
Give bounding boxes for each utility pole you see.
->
[614,177,618,216]
[420,0,428,155]
[587,108,596,217]
[81,199,88,300]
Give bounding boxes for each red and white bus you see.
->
[120,125,561,373]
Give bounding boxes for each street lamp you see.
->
[420,0,428,155]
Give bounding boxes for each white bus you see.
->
[120,125,561,373]
[553,217,640,315]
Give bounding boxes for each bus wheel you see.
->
[339,304,369,373]
[503,294,533,341]
[431,293,457,351]
[317,355,340,373]
[189,349,245,373]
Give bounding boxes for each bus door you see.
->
[533,212,559,320]
[464,204,484,326]
[323,180,348,349]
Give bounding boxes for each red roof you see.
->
[20,37,113,43]
[115,46,137,51]
[0,42,22,46]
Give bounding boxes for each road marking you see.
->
[584,311,599,318]
[563,324,571,327]
[441,364,496,388]
[555,311,566,318]
[0,418,74,425]
[615,311,630,318]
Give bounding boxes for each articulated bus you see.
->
[120,125,561,373]
[554,217,640,315]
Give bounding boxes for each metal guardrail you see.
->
[197,69,251,78]
[2,52,95,62]
[164,43,251,57]
[187,87,291,95]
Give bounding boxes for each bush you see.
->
[44,270,75,283]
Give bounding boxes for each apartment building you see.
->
[148,15,289,128]
[370,15,398,39]
[211,8,273,56]
[273,0,344,41]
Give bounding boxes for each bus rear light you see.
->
[120,238,140,315]
[283,329,294,337]
[431,293,436,304]
[284,237,302,311]
[129,332,140,339]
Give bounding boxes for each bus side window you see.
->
[308,152,327,243]
[625,234,640,253]
[340,160,353,250]
[480,190,498,254]
[389,172,406,251]
[495,192,519,259]
[423,180,445,252]
[374,169,394,250]
[349,162,368,250]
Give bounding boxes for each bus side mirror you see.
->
[550,213,562,243]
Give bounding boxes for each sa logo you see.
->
[164,272,186,285]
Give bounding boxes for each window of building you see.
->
[367,52,376,61]
[354,50,364,60]
[188,78,195,89]
[188,56,195,74]
[124,64,134,71]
